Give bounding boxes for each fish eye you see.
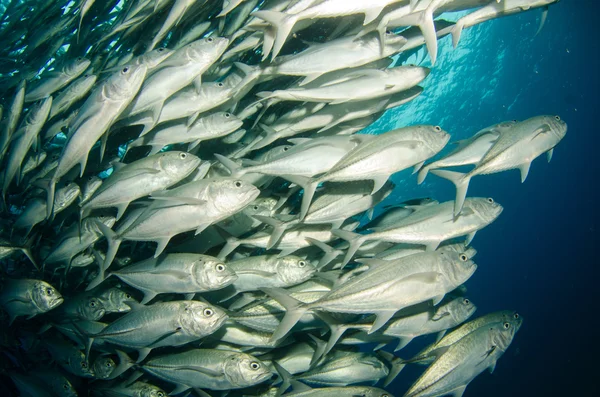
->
[46,288,54,295]
[235,181,242,188]
[385,30,391,35]
[206,37,214,42]
[63,384,69,390]
[463,298,470,304]
[203,308,214,317]
[105,361,113,367]
[216,264,225,272]
[283,146,289,151]
[81,362,87,368]
[224,113,231,118]
[487,198,494,203]
[89,301,96,307]
[250,361,260,370]
[298,260,306,268]
[76,57,83,61]
[253,205,259,210]
[180,152,187,159]
[125,294,132,299]
[434,126,442,132]
[121,67,129,73]
[217,82,224,87]
[88,176,94,180]
[514,313,519,319]
[382,394,390,397]
[157,393,165,397]
[459,254,468,262]
[503,322,510,329]
[158,48,165,52]
[554,115,560,121]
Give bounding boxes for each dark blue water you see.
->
[377,2,598,396]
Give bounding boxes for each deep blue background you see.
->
[380,2,599,396]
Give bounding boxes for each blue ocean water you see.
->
[0,1,596,396]
[375,2,598,396]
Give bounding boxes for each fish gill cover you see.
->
[0,0,587,397]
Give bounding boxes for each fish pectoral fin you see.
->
[170,384,191,395]
[149,196,206,206]
[465,231,476,246]
[371,175,389,194]
[237,269,277,278]
[173,365,222,377]
[431,310,450,321]
[449,385,467,397]
[546,148,554,163]
[488,361,497,374]
[518,162,531,183]
[369,310,396,334]
[431,294,445,306]
[153,237,171,258]
[136,347,152,363]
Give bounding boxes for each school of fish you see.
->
[0,0,565,396]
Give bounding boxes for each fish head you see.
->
[138,384,169,397]
[104,63,148,102]
[81,175,102,203]
[99,287,136,313]
[413,125,451,155]
[243,197,278,218]
[187,36,230,63]
[223,353,272,388]
[193,256,238,290]
[205,111,244,132]
[78,296,106,321]
[142,47,175,70]
[91,355,116,379]
[158,151,202,178]
[446,296,478,324]
[440,251,478,287]
[544,114,567,142]
[53,376,77,397]
[54,182,81,211]
[31,281,63,312]
[353,387,392,397]
[181,300,228,336]
[276,256,317,285]
[387,65,430,86]
[489,313,523,353]
[26,96,53,125]
[466,197,503,224]
[208,178,261,214]
[69,351,95,378]
[64,56,91,77]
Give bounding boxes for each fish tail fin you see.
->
[420,8,438,65]
[261,287,308,342]
[417,164,431,185]
[377,350,406,387]
[535,6,549,37]
[306,333,327,368]
[331,229,366,268]
[252,10,297,60]
[108,350,136,379]
[451,21,465,48]
[253,215,292,249]
[314,311,350,363]
[215,226,240,259]
[305,237,343,270]
[214,153,244,178]
[429,169,470,216]
[32,178,56,219]
[281,175,317,221]
[20,235,39,270]
[272,362,293,396]
[87,220,121,290]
